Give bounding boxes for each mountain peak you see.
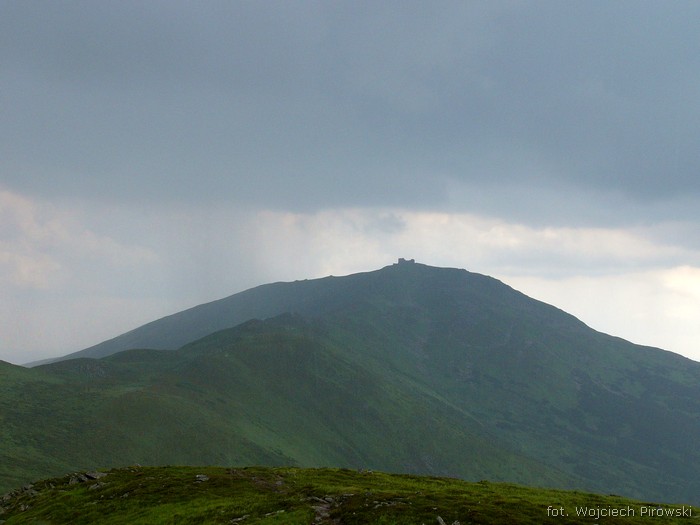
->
[34,262,556,364]
[14,261,700,504]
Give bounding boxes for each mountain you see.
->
[0,314,569,496]
[4,261,700,505]
[3,466,697,524]
[39,258,545,363]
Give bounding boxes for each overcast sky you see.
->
[2,1,700,365]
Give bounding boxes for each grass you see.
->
[1,466,698,524]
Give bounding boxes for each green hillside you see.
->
[4,262,700,505]
[0,317,571,496]
[1,466,697,524]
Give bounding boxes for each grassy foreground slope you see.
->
[0,317,569,496]
[1,466,697,525]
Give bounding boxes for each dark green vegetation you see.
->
[2,466,698,524]
[5,262,700,506]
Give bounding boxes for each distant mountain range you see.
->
[3,260,700,505]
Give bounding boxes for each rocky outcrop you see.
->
[0,470,109,519]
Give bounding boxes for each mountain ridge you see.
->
[32,261,595,366]
[5,261,700,504]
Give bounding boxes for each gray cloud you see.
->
[3,1,700,222]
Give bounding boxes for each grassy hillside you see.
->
[6,262,700,505]
[0,318,571,496]
[2,466,698,524]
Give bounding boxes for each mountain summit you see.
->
[6,261,700,504]
[49,260,580,362]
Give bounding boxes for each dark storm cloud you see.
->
[2,1,700,222]
[473,3,700,197]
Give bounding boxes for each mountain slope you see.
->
[0,315,574,495]
[5,261,700,504]
[41,260,556,363]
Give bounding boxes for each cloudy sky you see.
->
[2,1,700,365]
